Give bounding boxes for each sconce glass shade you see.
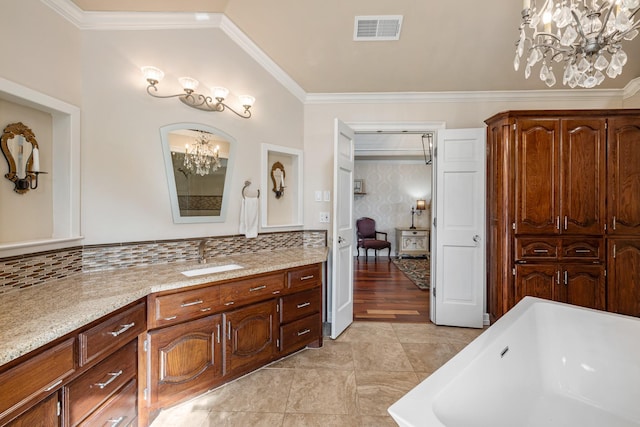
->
[416,199,427,210]
[141,66,165,83]
[179,77,199,93]
[211,86,230,100]
[239,95,255,108]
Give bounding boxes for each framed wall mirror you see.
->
[260,143,303,228]
[160,123,236,223]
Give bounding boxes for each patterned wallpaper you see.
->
[354,160,432,256]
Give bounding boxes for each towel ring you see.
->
[242,180,260,199]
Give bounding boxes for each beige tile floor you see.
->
[149,321,484,427]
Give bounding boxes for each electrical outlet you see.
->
[315,191,322,202]
[319,212,330,223]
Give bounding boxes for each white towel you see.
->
[239,197,259,238]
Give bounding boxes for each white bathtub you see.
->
[388,297,640,427]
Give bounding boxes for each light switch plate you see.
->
[315,191,322,202]
[323,190,331,202]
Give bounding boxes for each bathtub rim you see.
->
[387,297,639,427]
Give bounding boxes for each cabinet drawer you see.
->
[220,273,284,307]
[0,338,75,420]
[150,286,220,328]
[401,230,428,237]
[280,289,321,324]
[561,239,603,261]
[78,378,137,427]
[287,264,321,290]
[280,313,321,354]
[67,340,136,426]
[515,238,559,260]
[79,302,146,367]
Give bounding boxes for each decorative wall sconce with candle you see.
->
[1,122,46,194]
[141,66,255,119]
[271,161,286,199]
[410,199,427,229]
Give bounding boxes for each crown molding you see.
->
[623,77,640,99]
[41,0,306,102]
[304,89,625,104]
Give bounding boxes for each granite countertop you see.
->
[0,247,328,366]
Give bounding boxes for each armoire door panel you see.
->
[608,239,640,316]
[515,119,560,235]
[560,119,606,235]
[607,119,640,235]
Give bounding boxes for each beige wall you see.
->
[79,28,304,244]
[0,101,53,243]
[303,96,624,233]
[0,0,81,105]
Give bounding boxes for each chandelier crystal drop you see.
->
[515,0,640,88]
[183,132,221,176]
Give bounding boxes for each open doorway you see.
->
[351,127,438,323]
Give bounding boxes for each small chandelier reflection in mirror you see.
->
[514,0,640,88]
[141,66,255,118]
[184,131,221,176]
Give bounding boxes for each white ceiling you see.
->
[68,0,640,94]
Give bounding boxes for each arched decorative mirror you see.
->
[160,123,236,223]
[1,122,43,194]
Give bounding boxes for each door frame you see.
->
[343,121,446,322]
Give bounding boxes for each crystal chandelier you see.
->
[183,131,221,176]
[514,0,640,88]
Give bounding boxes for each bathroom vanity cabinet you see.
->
[144,263,323,422]
[0,301,146,427]
[486,109,640,321]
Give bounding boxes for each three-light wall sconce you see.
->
[141,66,255,119]
[1,122,46,194]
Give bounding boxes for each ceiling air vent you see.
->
[354,15,403,41]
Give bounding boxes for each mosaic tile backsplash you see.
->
[0,230,326,294]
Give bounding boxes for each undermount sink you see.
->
[181,264,243,277]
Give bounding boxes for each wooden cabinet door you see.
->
[224,300,277,376]
[557,264,605,310]
[148,314,222,410]
[515,119,560,234]
[560,119,606,235]
[607,118,640,235]
[6,392,59,427]
[514,264,556,305]
[608,239,640,317]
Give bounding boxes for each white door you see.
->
[329,119,356,339]
[431,128,485,328]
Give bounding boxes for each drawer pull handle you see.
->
[297,329,311,336]
[44,379,63,392]
[300,275,314,281]
[181,299,204,307]
[272,290,281,295]
[575,249,591,253]
[164,316,177,321]
[95,370,123,389]
[110,322,135,337]
[533,249,549,253]
[297,302,311,309]
[224,301,235,306]
[200,307,212,312]
[249,285,267,292]
[107,416,124,426]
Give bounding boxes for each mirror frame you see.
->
[1,122,39,194]
[160,123,236,224]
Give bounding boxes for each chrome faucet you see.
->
[198,239,207,264]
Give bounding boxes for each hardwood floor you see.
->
[353,256,430,323]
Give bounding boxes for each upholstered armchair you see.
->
[356,217,391,257]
